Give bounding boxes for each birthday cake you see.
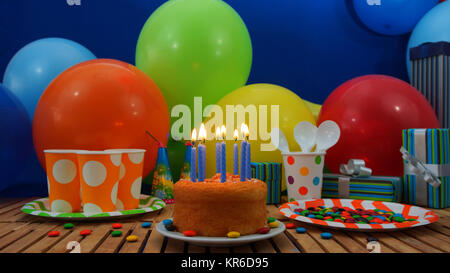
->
[173,174,268,237]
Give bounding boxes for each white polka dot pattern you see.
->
[110,154,122,166]
[52,159,77,184]
[131,176,142,199]
[116,199,124,211]
[128,153,144,164]
[51,199,73,212]
[119,164,126,180]
[111,182,119,204]
[83,203,103,214]
[82,161,107,187]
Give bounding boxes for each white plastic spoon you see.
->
[270,128,290,153]
[316,120,341,152]
[294,121,317,152]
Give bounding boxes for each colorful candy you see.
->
[257,227,270,234]
[80,229,91,236]
[321,232,333,239]
[163,219,173,225]
[268,221,279,228]
[286,223,295,229]
[112,223,122,229]
[111,230,122,237]
[141,222,152,228]
[63,223,74,229]
[299,206,412,225]
[267,217,276,223]
[165,224,176,231]
[227,231,240,238]
[183,230,197,237]
[48,231,60,237]
[295,227,306,234]
[126,235,138,242]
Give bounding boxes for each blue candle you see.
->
[221,141,226,182]
[246,141,251,180]
[233,129,239,175]
[190,129,197,182]
[215,128,221,174]
[240,141,247,181]
[198,143,206,182]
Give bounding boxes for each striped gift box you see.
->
[402,128,450,208]
[251,162,282,204]
[410,42,450,128]
[322,174,402,202]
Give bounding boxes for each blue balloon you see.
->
[353,0,438,36]
[0,84,32,191]
[407,1,450,79]
[2,38,96,120]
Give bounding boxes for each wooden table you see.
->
[0,197,449,253]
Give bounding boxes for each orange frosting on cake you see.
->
[173,174,268,237]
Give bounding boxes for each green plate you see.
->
[21,194,165,221]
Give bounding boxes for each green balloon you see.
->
[136,0,252,124]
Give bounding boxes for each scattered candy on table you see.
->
[321,232,333,239]
[141,222,152,228]
[126,235,139,242]
[163,219,173,225]
[286,223,295,229]
[48,231,60,237]
[268,221,279,228]
[296,227,306,234]
[165,224,176,231]
[257,227,270,234]
[63,223,74,229]
[183,230,197,237]
[80,229,91,236]
[111,230,122,237]
[295,206,414,225]
[267,217,276,223]
[227,231,240,238]
[112,223,122,229]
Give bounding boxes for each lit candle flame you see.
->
[240,123,249,139]
[215,127,221,140]
[233,129,238,141]
[191,128,197,143]
[221,125,226,140]
[198,123,207,142]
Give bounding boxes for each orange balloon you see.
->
[33,59,170,177]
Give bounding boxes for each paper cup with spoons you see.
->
[272,121,340,201]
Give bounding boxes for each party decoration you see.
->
[136,0,252,127]
[179,142,192,180]
[402,129,450,208]
[353,0,438,36]
[152,145,174,203]
[407,0,450,78]
[251,162,282,204]
[318,75,439,177]
[33,59,170,177]
[204,83,316,185]
[303,100,321,122]
[3,38,96,120]
[0,84,31,191]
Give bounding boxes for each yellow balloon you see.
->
[203,84,316,192]
[303,100,322,122]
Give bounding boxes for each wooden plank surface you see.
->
[0,199,448,253]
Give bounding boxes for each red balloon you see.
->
[318,75,439,176]
[33,59,170,177]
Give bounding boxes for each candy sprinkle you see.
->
[285,223,295,229]
[296,227,306,234]
[80,229,91,236]
[63,223,74,229]
[111,230,122,237]
[165,224,176,231]
[321,232,333,239]
[257,227,270,234]
[268,221,279,228]
[112,223,122,229]
[227,231,240,238]
[163,219,173,225]
[267,217,276,223]
[141,222,152,228]
[183,230,197,237]
[126,235,138,242]
[48,231,60,237]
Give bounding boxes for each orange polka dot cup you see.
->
[105,149,146,210]
[77,150,122,214]
[282,152,325,201]
[44,149,85,212]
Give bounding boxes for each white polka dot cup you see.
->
[77,150,122,214]
[282,152,326,201]
[105,149,146,210]
[44,149,85,212]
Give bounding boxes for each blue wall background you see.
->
[0,0,409,105]
[0,0,411,196]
